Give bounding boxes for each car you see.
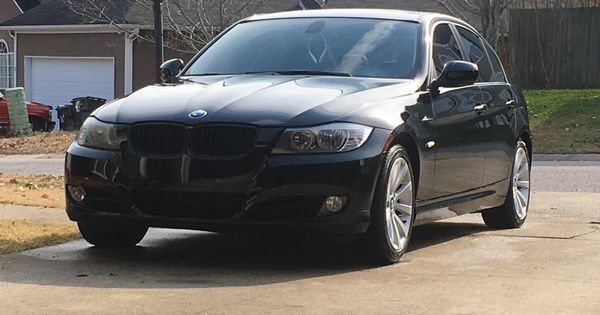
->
[65,9,532,264]
[0,91,55,133]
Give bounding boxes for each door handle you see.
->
[506,100,517,108]
[474,104,488,112]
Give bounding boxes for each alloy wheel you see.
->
[385,157,413,251]
[512,147,530,220]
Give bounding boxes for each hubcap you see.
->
[512,147,530,220]
[385,157,413,251]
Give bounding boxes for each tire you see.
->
[482,140,531,229]
[366,145,416,264]
[77,220,148,248]
[29,117,49,132]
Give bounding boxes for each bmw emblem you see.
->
[189,110,208,119]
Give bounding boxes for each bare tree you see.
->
[63,0,265,54]
[435,0,515,49]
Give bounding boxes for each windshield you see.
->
[185,18,421,79]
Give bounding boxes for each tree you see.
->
[435,0,515,50]
[63,0,265,54]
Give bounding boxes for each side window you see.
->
[483,41,507,82]
[432,24,462,77]
[455,26,494,83]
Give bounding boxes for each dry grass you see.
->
[0,219,79,255]
[0,173,65,208]
[0,131,76,155]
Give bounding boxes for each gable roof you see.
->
[0,0,153,26]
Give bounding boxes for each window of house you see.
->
[0,39,15,89]
[455,26,495,83]
[0,40,8,53]
[432,23,463,77]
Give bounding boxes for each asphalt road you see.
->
[0,154,64,176]
[1,154,599,192]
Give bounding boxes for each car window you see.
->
[483,41,507,82]
[455,26,495,83]
[186,18,420,79]
[432,23,463,77]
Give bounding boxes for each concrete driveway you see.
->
[0,158,599,314]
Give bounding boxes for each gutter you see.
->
[0,24,153,33]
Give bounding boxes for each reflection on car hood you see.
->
[94,75,418,127]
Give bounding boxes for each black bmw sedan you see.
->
[66,9,531,264]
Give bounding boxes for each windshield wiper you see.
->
[243,70,353,77]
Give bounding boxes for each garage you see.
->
[24,57,115,122]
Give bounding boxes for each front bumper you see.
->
[65,128,390,234]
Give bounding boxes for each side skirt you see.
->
[414,178,509,226]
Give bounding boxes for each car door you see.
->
[455,26,515,186]
[428,23,486,198]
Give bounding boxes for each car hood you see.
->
[94,75,419,127]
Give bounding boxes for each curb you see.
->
[534,154,600,162]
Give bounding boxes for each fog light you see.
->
[319,196,347,216]
[68,185,86,203]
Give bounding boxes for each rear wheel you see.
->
[482,141,530,229]
[366,145,415,264]
[29,116,49,132]
[77,221,148,248]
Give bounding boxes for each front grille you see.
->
[129,124,186,155]
[190,125,257,156]
[133,191,246,219]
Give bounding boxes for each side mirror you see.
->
[160,59,184,84]
[431,60,478,91]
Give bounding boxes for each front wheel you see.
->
[366,145,416,264]
[77,220,148,248]
[482,140,531,229]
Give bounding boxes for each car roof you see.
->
[245,8,459,25]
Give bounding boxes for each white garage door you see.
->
[25,57,115,124]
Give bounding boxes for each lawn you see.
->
[0,173,65,208]
[525,89,600,153]
[0,131,76,155]
[0,219,79,255]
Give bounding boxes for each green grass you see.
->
[524,89,600,153]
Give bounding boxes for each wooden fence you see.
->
[509,8,600,88]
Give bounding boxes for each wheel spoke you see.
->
[394,181,412,200]
[394,202,412,216]
[517,180,529,189]
[393,213,408,238]
[516,189,528,210]
[515,163,528,178]
[392,163,406,191]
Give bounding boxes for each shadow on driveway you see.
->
[0,221,489,289]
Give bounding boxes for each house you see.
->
[0,0,478,118]
[0,0,42,90]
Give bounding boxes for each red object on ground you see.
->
[0,94,55,134]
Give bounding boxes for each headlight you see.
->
[77,117,125,150]
[273,123,373,154]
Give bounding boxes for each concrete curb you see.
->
[0,154,64,160]
[534,154,600,162]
